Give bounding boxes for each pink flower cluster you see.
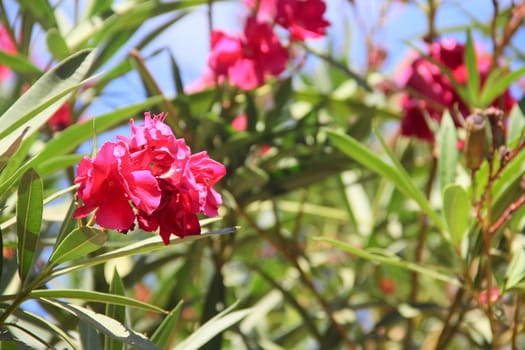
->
[208,0,330,90]
[74,113,226,245]
[399,39,515,141]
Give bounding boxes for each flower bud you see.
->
[464,114,486,171]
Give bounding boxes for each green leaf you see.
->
[443,184,471,247]
[151,301,183,347]
[327,130,446,232]
[31,289,165,314]
[46,28,70,61]
[50,227,237,279]
[438,111,458,193]
[48,227,108,266]
[316,237,461,286]
[505,248,525,290]
[42,299,162,350]
[16,168,43,283]
[17,0,57,29]
[17,309,79,350]
[173,303,252,350]
[0,49,96,155]
[105,269,126,350]
[507,104,525,147]
[480,66,525,107]
[465,30,480,106]
[79,319,103,350]
[0,127,28,174]
[0,51,41,77]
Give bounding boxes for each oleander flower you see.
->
[208,16,288,90]
[275,0,330,41]
[74,113,226,244]
[73,142,161,232]
[400,38,515,141]
[48,102,73,132]
[243,0,277,21]
[0,25,17,80]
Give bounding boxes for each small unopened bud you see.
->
[483,107,506,149]
[464,114,486,171]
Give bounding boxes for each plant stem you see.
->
[0,266,52,326]
[404,155,437,350]
[237,205,358,350]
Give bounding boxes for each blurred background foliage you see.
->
[0,0,524,349]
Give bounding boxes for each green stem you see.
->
[0,265,53,326]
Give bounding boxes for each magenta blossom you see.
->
[275,0,330,41]
[209,16,288,90]
[0,25,17,80]
[74,113,226,244]
[74,142,161,232]
[400,38,515,142]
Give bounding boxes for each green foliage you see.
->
[0,0,524,349]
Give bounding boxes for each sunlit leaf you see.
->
[443,184,471,247]
[0,49,96,155]
[464,30,480,106]
[48,227,108,266]
[31,289,165,314]
[505,248,525,290]
[105,269,126,350]
[480,66,525,107]
[151,301,183,347]
[42,299,162,350]
[46,28,70,61]
[438,111,458,193]
[50,227,237,279]
[327,130,446,232]
[16,168,43,283]
[173,303,252,350]
[316,237,461,285]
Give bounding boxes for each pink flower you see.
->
[275,0,330,41]
[400,39,516,142]
[208,16,288,90]
[231,114,248,132]
[74,113,226,243]
[74,142,161,232]
[48,102,73,132]
[479,288,499,305]
[0,25,17,80]
[243,0,277,21]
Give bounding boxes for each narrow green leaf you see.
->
[505,248,525,290]
[507,104,525,147]
[327,130,446,232]
[48,227,108,266]
[465,30,480,106]
[46,28,70,61]
[79,319,103,350]
[438,111,458,193]
[443,184,471,247]
[50,227,237,279]
[17,0,57,29]
[105,269,126,350]
[0,49,95,154]
[0,127,28,174]
[480,66,525,107]
[0,51,41,76]
[17,309,79,350]
[151,301,184,347]
[316,237,461,286]
[16,168,43,283]
[31,289,165,314]
[173,304,252,350]
[42,299,162,350]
